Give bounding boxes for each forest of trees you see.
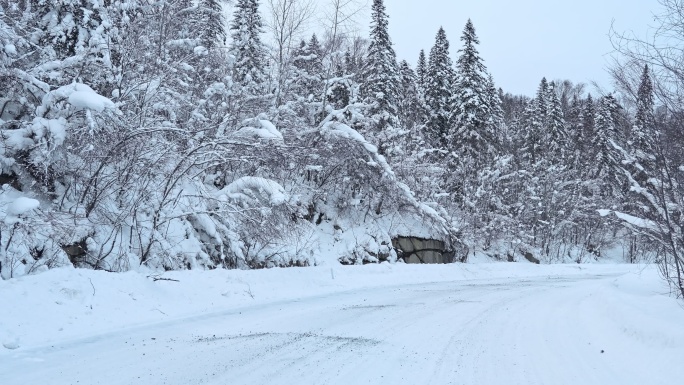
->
[0,0,682,295]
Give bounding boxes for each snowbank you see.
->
[0,263,659,351]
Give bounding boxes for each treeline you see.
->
[0,0,681,295]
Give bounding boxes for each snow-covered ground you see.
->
[1,263,683,384]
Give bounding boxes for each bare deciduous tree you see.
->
[610,0,684,297]
[266,0,316,65]
[317,0,367,116]
[266,0,316,107]
[610,0,684,113]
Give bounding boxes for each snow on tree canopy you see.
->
[319,121,396,178]
[216,176,287,206]
[234,120,284,142]
[597,209,657,230]
[320,121,380,153]
[321,121,368,144]
[60,83,115,112]
[4,44,17,56]
[4,197,40,225]
[7,197,39,216]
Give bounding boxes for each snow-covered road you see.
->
[2,265,683,384]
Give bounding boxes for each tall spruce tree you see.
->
[591,94,626,198]
[30,0,99,58]
[291,34,324,99]
[547,82,568,161]
[230,0,267,87]
[424,27,454,147]
[485,74,505,145]
[361,0,400,131]
[522,94,544,166]
[620,64,659,222]
[229,0,269,120]
[198,0,227,48]
[416,49,428,91]
[633,64,657,154]
[576,94,596,171]
[451,19,496,163]
[397,60,425,130]
[281,35,325,128]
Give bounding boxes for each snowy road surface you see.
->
[2,265,683,384]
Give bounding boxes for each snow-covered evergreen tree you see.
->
[283,34,325,127]
[485,74,506,146]
[326,63,353,112]
[424,27,454,147]
[229,0,270,120]
[575,93,596,171]
[397,60,424,130]
[546,82,568,160]
[620,64,659,225]
[588,94,626,200]
[632,64,657,155]
[451,19,497,164]
[198,0,227,49]
[230,0,267,85]
[360,0,399,132]
[521,97,543,165]
[416,49,428,91]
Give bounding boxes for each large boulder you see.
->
[392,237,455,264]
[523,252,540,264]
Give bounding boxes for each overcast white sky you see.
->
[378,0,659,95]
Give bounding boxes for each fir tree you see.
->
[575,94,596,171]
[565,94,583,166]
[536,77,550,118]
[485,74,505,145]
[581,94,596,137]
[287,35,325,126]
[326,63,352,112]
[308,34,323,71]
[416,49,428,91]
[292,34,324,95]
[397,60,425,130]
[198,0,227,49]
[344,50,356,76]
[360,0,400,131]
[522,97,544,165]
[424,27,454,147]
[451,19,496,163]
[547,82,567,160]
[591,94,625,197]
[633,64,657,153]
[229,0,267,87]
[30,0,99,58]
[229,0,269,119]
[292,40,308,69]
